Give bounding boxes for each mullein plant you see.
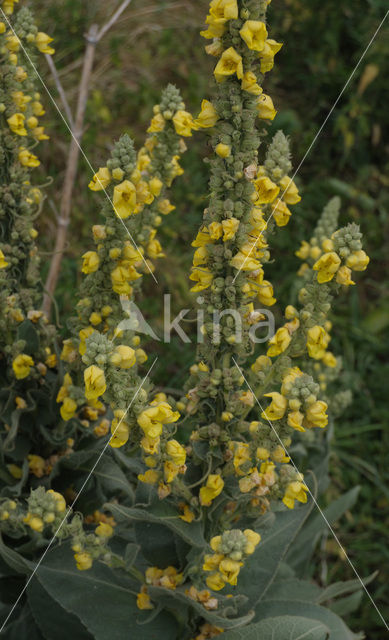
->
[0,2,371,638]
[56,85,190,448]
[0,1,69,491]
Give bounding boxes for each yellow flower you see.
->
[88,167,111,191]
[219,558,242,585]
[322,352,337,368]
[192,227,213,247]
[221,217,239,241]
[24,513,44,532]
[35,32,55,55]
[272,199,292,227]
[261,392,287,421]
[239,20,268,52]
[207,221,222,240]
[149,177,163,197]
[205,572,225,591]
[199,474,224,506]
[18,147,40,167]
[2,0,19,15]
[214,47,243,82]
[81,251,99,274]
[336,265,355,286]
[110,265,133,295]
[79,326,95,355]
[346,250,370,271]
[230,250,260,272]
[305,400,328,429]
[179,505,195,523]
[241,71,262,95]
[12,91,31,111]
[32,101,45,116]
[84,365,106,401]
[110,345,136,369]
[313,251,341,283]
[251,355,271,373]
[215,143,231,158]
[28,454,46,478]
[203,553,224,572]
[193,246,208,266]
[96,522,113,537]
[137,591,154,610]
[257,94,277,120]
[190,267,213,292]
[0,249,8,269]
[253,175,280,204]
[32,126,49,141]
[267,326,291,357]
[137,402,180,439]
[12,354,34,379]
[283,481,308,509]
[60,396,77,421]
[287,410,305,432]
[74,552,93,571]
[208,0,238,21]
[138,469,160,484]
[295,241,310,260]
[232,442,253,476]
[279,176,301,204]
[306,325,330,360]
[166,439,186,466]
[243,529,261,554]
[257,280,276,306]
[260,39,283,73]
[147,113,165,133]
[110,418,130,448]
[113,180,137,218]
[147,236,164,259]
[158,199,176,215]
[7,112,27,136]
[195,99,219,128]
[173,110,197,136]
[164,460,180,483]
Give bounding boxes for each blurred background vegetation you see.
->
[27,0,388,636]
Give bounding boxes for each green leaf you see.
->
[316,572,377,605]
[79,456,134,500]
[218,615,329,639]
[27,578,93,640]
[148,585,254,630]
[16,321,40,354]
[0,534,33,575]
[1,605,43,640]
[106,501,205,548]
[233,501,313,610]
[253,599,361,639]
[265,578,322,603]
[34,543,179,640]
[287,487,360,574]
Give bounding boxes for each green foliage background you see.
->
[26,0,388,636]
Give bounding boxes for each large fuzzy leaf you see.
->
[231,501,313,610]
[34,543,179,640]
[217,615,329,639]
[253,599,362,640]
[106,501,205,549]
[27,578,93,640]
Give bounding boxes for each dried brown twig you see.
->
[42,0,133,317]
